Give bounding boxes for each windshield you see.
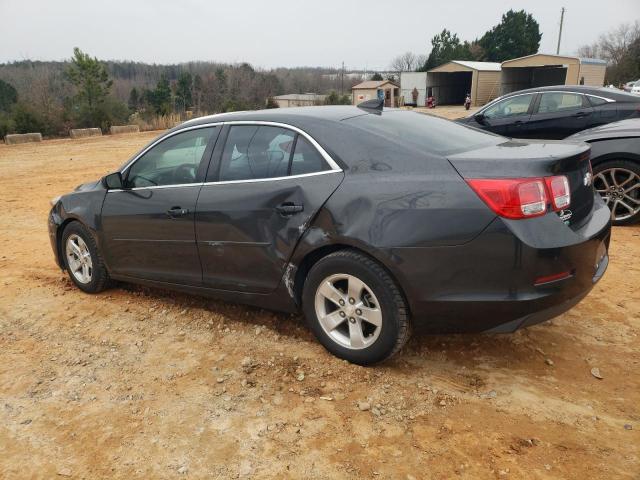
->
[345,110,501,156]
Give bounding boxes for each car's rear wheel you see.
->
[593,160,640,226]
[302,250,411,365]
[62,222,110,293]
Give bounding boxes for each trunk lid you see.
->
[447,139,594,228]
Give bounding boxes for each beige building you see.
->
[501,54,607,95]
[426,61,502,107]
[352,80,400,107]
[273,93,327,108]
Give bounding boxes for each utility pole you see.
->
[556,7,565,55]
[341,61,344,96]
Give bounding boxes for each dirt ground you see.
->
[0,130,638,480]
[412,104,479,120]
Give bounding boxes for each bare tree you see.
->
[389,52,426,73]
[578,21,640,63]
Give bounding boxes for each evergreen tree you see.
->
[478,10,541,62]
[65,47,113,126]
[423,29,474,70]
[175,71,193,111]
[0,79,18,112]
[128,87,140,111]
[152,75,172,115]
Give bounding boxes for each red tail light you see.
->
[545,175,570,209]
[467,175,571,220]
[534,270,573,286]
[467,178,547,219]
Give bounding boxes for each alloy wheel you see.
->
[65,234,93,284]
[594,167,640,222]
[314,273,382,350]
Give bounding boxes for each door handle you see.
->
[275,202,304,216]
[166,206,189,218]
[573,111,590,117]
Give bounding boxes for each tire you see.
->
[593,160,640,226]
[61,221,110,293]
[302,249,411,365]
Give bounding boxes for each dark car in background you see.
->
[457,86,640,139]
[567,118,640,225]
[49,105,610,364]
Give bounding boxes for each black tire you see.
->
[61,222,110,293]
[593,160,640,226]
[302,249,411,365]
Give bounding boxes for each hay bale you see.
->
[4,133,43,145]
[110,125,140,135]
[70,128,102,139]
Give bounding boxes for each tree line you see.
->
[0,52,359,138]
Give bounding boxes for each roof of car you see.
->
[172,106,500,167]
[568,118,640,140]
[180,105,367,128]
[497,85,640,102]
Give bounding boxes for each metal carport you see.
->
[427,61,502,107]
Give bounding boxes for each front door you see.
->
[195,124,344,293]
[478,93,536,137]
[101,126,220,285]
[526,91,593,139]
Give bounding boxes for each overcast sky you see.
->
[0,0,638,70]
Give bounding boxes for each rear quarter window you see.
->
[587,95,609,107]
[345,111,500,156]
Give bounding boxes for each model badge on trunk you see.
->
[583,172,592,186]
[559,210,573,223]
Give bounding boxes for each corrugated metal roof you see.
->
[451,60,502,71]
[273,93,327,101]
[352,80,399,89]
[502,53,606,65]
[579,57,607,65]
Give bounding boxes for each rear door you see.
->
[478,93,536,137]
[526,91,593,139]
[195,124,344,293]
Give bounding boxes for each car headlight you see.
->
[50,195,62,206]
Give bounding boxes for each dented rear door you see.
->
[195,124,343,293]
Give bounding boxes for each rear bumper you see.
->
[389,196,611,333]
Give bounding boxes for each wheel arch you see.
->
[55,217,89,269]
[292,242,411,316]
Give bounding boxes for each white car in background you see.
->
[623,79,640,92]
[631,82,640,95]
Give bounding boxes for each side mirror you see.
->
[474,113,486,125]
[102,172,124,190]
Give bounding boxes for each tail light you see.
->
[545,175,570,209]
[467,175,571,220]
[534,270,573,286]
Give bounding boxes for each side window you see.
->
[537,92,584,114]
[219,126,295,181]
[587,95,608,107]
[290,136,330,175]
[483,94,535,119]
[126,127,215,188]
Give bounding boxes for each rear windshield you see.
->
[345,110,500,156]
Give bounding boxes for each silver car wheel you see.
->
[65,234,93,284]
[314,273,382,350]
[594,167,640,222]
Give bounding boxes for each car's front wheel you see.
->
[302,250,411,365]
[62,222,110,293]
[593,160,640,225]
